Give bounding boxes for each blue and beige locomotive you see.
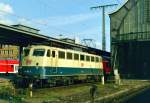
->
[19,45,103,86]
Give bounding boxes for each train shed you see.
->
[110,0,150,78]
[0,23,110,61]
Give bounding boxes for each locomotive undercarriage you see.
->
[14,75,102,88]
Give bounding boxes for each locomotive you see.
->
[18,45,104,86]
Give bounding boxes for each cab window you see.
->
[24,49,30,56]
[33,49,45,56]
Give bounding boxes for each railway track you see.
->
[31,81,100,90]
[44,82,95,89]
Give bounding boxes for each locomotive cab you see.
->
[21,46,49,79]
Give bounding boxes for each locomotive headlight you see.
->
[36,63,39,66]
[36,63,39,69]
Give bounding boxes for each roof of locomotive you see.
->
[26,45,103,57]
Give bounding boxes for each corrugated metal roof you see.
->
[109,0,129,15]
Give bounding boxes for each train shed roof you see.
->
[0,23,110,57]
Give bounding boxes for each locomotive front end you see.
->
[19,46,47,79]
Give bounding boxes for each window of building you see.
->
[58,51,65,59]
[5,50,8,54]
[33,49,45,56]
[52,51,55,58]
[9,50,11,54]
[2,45,4,48]
[47,50,51,57]
[1,50,3,54]
[91,56,95,62]
[86,56,90,61]
[74,53,79,60]
[9,50,12,55]
[67,52,72,59]
[5,45,8,47]
[80,54,85,61]
[3,50,5,54]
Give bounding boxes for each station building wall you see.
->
[0,44,19,59]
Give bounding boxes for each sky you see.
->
[0,0,125,51]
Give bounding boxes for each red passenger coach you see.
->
[103,60,111,75]
[0,60,19,73]
[102,59,111,81]
[100,50,111,81]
